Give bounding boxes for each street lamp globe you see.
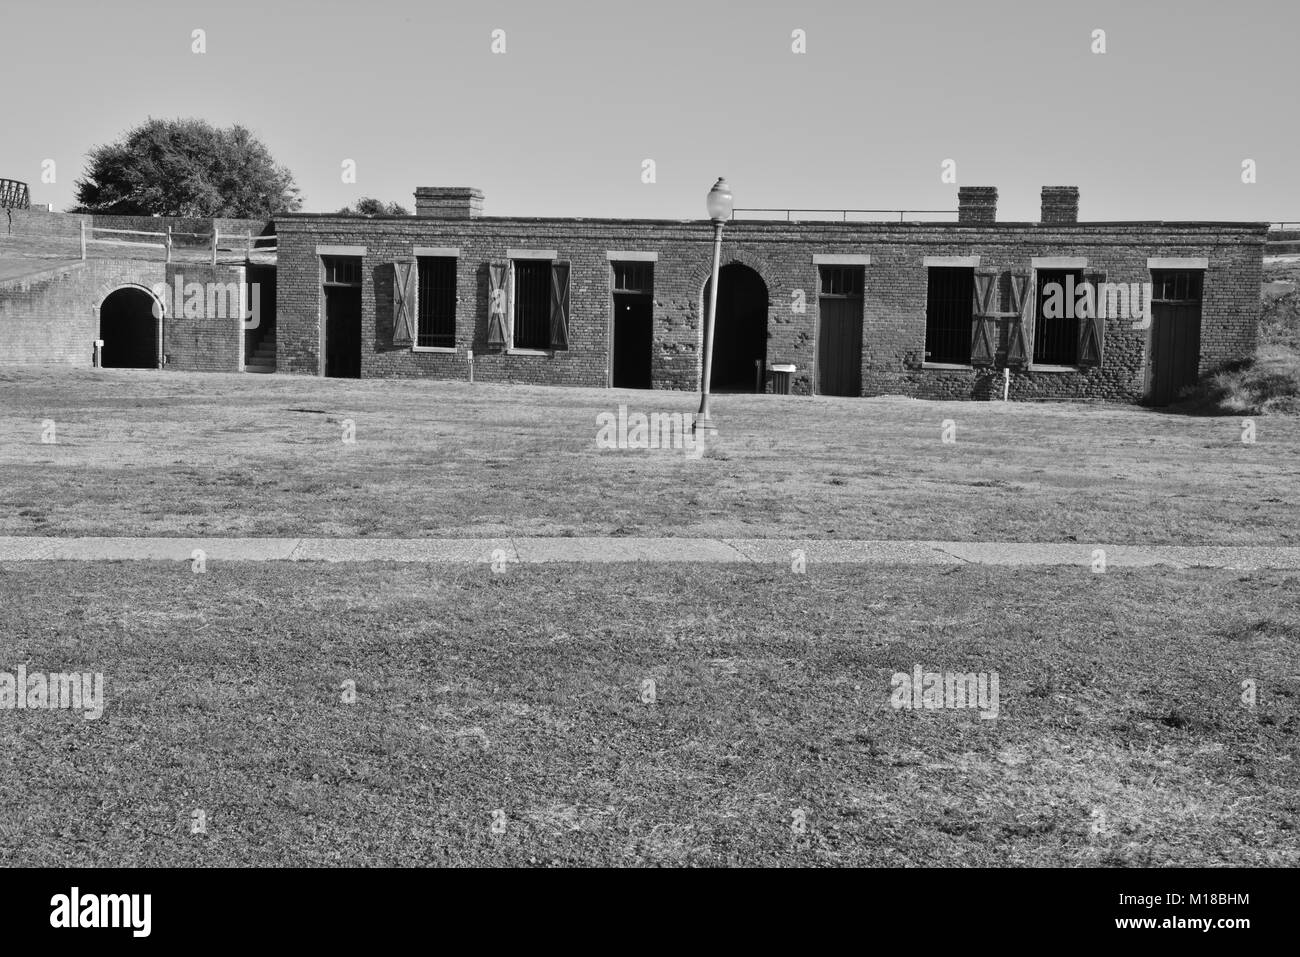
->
[706,177,733,222]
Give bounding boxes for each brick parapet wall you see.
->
[3,207,87,240]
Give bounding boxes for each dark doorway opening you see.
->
[612,293,653,388]
[99,287,158,369]
[244,265,277,373]
[323,255,362,378]
[1148,270,1203,406]
[705,263,768,392]
[325,286,362,378]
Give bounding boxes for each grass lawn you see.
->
[0,561,1296,867]
[0,368,1297,543]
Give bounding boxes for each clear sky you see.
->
[1,0,1295,221]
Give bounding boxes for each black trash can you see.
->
[769,363,796,395]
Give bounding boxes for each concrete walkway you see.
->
[1,536,1298,569]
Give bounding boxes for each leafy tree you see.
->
[337,197,410,216]
[73,118,302,216]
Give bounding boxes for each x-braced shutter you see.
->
[970,267,998,367]
[1005,270,1033,367]
[487,262,508,349]
[392,260,416,345]
[549,261,570,351]
[1078,269,1106,366]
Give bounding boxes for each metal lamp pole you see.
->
[695,177,732,434]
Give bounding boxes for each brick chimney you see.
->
[957,186,998,224]
[1040,186,1079,224]
[414,187,484,218]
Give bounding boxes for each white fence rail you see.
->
[81,223,276,262]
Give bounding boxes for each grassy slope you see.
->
[1198,261,1300,413]
[1,369,1297,543]
[0,562,1296,867]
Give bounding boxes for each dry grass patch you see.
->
[1,369,1297,543]
[0,561,1295,867]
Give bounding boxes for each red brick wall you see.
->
[161,263,248,372]
[860,230,1264,402]
[3,207,87,241]
[274,215,1266,403]
[0,258,251,371]
[0,259,166,366]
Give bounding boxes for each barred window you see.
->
[924,267,974,365]
[1034,269,1082,366]
[613,261,653,294]
[1151,270,1203,302]
[512,260,552,350]
[416,257,456,348]
[323,256,361,286]
[819,265,864,298]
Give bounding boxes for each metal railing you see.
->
[0,178,30,209]
[731,207,958,223]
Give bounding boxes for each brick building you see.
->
[273,185,1266,404]
[1,185,1267,405]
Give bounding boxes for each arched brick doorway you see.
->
[99,287,159,369]
[704,263,768,392]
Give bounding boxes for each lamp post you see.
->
[695,177,733,434]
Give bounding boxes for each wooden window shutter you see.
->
[392,260,416,345]
[970,267,998,367]
[549,261,570,350]
[1005,270,1033,366]
[486,261,508,349]
[1078,269,1105,366]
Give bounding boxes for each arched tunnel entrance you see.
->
[704,263,768,392]
[99,287,159,369]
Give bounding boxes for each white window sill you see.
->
[1028,364,1082,373]
[921,361,973,371]
[412,346,458,354]
[507,347,552,357]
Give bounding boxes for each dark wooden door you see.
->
[612,292,653,388]
[325,287,362,378]
[1149,301,1201,404]
[1148,270,1204,406]
[817,297,863,396]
